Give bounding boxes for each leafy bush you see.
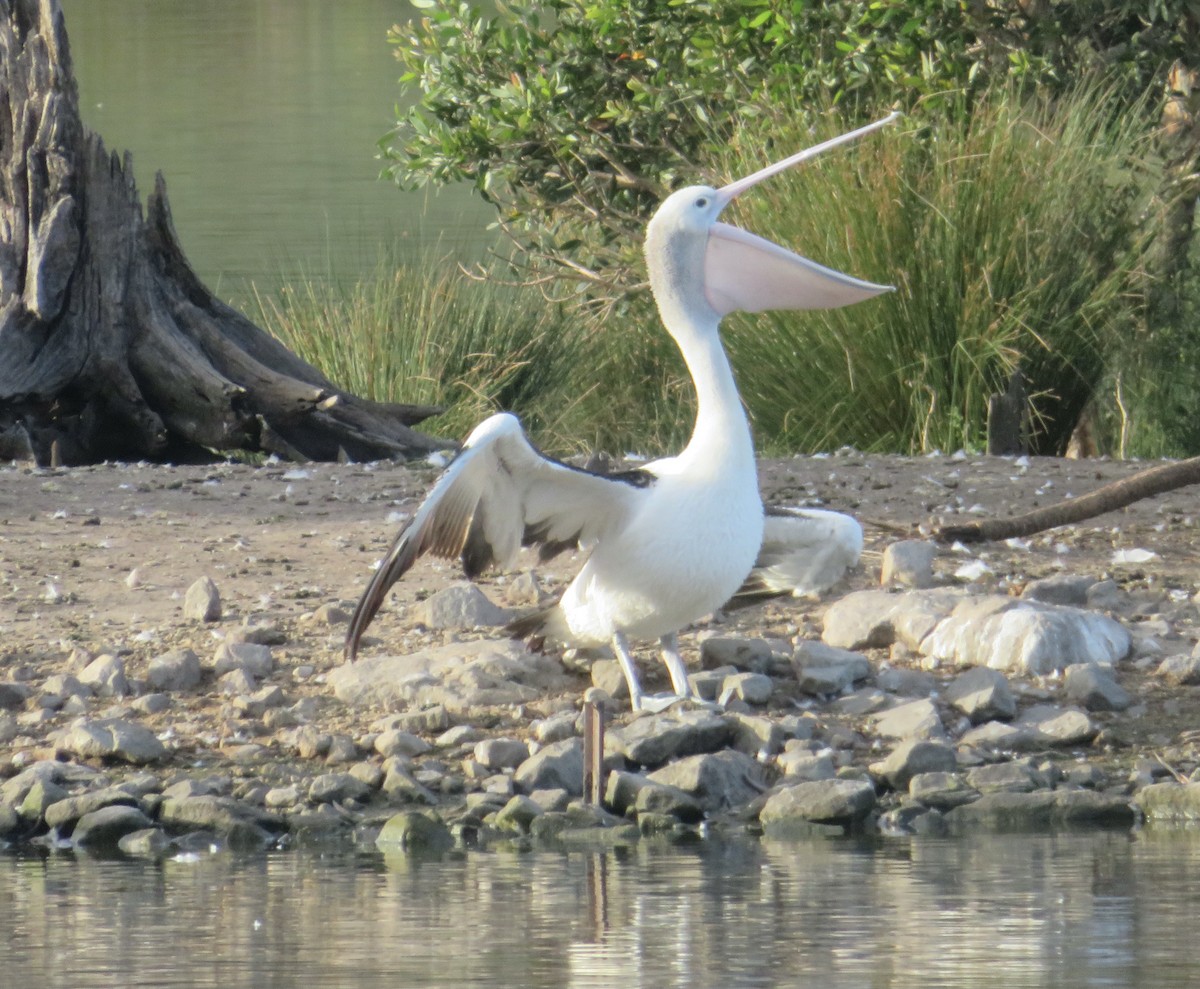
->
[384,0,1194,290]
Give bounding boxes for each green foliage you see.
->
[384,0,1195,286]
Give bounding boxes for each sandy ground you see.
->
[1,451,1199,760]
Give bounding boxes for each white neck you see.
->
[662,300,755,476]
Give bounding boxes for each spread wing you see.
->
[344,412,656,661]
[740,506,863,598]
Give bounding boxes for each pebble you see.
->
[184,576,222,622]
[146,649,202,691]
[1064,663,1132,712]
[943,667,1016,723]
[514,739,585,796]
[880,540,937,588]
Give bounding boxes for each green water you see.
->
[59,0,494,300]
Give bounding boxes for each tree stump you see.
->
[0,0,447,465]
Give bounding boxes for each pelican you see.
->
[345,113,898,711]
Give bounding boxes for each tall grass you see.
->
[721,84,1155,455]
[252,255,592,446]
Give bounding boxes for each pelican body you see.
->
[345,114,898,711]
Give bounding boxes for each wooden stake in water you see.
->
[583,700,605,806]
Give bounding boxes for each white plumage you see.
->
[345,114,897,710]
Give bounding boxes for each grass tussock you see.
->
[721,83,1155,455]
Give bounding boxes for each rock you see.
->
[726,712,784,759]
[218,669,258,695]
[229,621,287,646]
[777,750,836,781]
[1064,663,1132,712]
[608,710,732,766]
[503,571,549,607]
[958,720,1037,752]
[881,540,937,588]
[184,576,222,622]
[53,717,166,764]
[921,595,1131,675]
[264,786,303,809]
[494,794,543,832]
[966,761,1042,794]
[380,765,438,805]
[420,582,510,628]
[44,787,139,830]
[71,805,155,850]
[793,664,856,697]
[213,641,274,678]
[118,828,175,858]
[699,637,774,673]
[311,603,349,626]
[308,772,373,805]
[943,667,1016,723]
[646,750,766,812]
[870,698,945,740]
[871,739,957,791]
[158,795,282,849]
[77,654,130,698]
[19,779,70,821]
[131,693,171,716]
[434,724,484,748]
[0,681,29,710]
[386,706,451,734]
[875,667,936,697]
[759,779,877,833]
[634,781,705,823]
[718,671,774,706]
[532,712,577,745]
[324,734,359,763]
[1155,652,1200,686]
[328,640,572,713]
[823,588,1130,675]
[1133,782,1200,821]
[528,788,570,812]
[793,640,872,682]
[822,588,965,651]
[474,737,530,770]
[943,790,1135,831]
[604,770,650,815]
[514,738,584,796]
[590,659,629,699]
[146,648,202,691]
[909,772,980,810]
[375,729,432,759]
[1016,704,1098,746]
[1020,574,1094,606]
[376,811,453,851]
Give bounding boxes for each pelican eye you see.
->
[695,196,709,209]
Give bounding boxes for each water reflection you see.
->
[58,0,495,298]
[3,832,1200,988]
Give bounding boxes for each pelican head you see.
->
[645,113,900,327]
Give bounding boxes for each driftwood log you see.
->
[0,0,447,465]
[935,455,1200,544]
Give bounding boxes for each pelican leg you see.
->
[611,631,646,711]
[659,633,693,698]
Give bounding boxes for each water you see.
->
[58,0,495,299]
[4,831,1200,988]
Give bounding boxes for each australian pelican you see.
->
[345,114,898,711]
